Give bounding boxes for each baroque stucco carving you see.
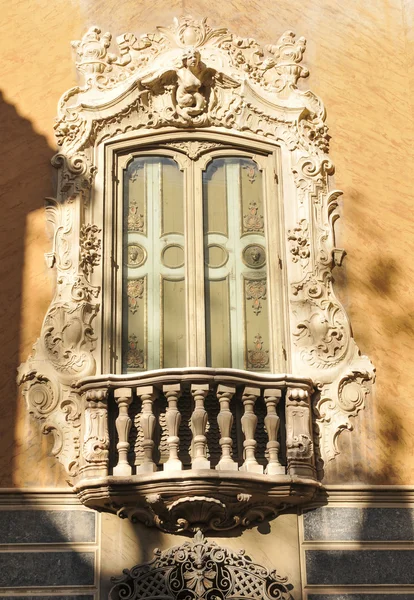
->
[19,16,374,478]
[109,530,294,600]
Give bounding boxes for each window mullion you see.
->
[186,159,206,366]
[146,161,161,370]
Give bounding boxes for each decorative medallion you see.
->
[243,202,264,233]
[127,197,145,232]
[242,244,266,269]
[245,279,267,316]
[247,334,269,369]
[126,243,147,268]
[127,279,145,314]
[109,530,294,600]
[125,333,144,369]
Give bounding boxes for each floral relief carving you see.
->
[126,333,145,369]
[165,140,222,159]
[79,224,101,275]
[243,202,264,233]
[247,334,269,369]
[245,279,267,316]
[242,162,258,183]
[127,197,145,232]
[288,219,310,265]
[109,530,294,600]
[127,279,145,314]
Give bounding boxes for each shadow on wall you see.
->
[318,396,411,486]
[327,184,414,486]
[0,90,64,487]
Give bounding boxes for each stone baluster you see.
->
[264,389,285,475]
[190,384,210,469]
[82,388,109,477]
[163,383,182,472]
[136,385,158,473]
[240,387,263,473]
[216,384,237,471]
[285,387,315,479]
[113,387,133,476]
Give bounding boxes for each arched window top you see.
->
[19,18,374,519]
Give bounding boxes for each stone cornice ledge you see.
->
[309,484,414,506]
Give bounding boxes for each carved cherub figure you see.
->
[142,47,239,119]
[176,48,208,116]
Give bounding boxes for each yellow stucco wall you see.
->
[1,0,413,487]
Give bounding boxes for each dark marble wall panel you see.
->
[306,550,414,585]
[0,510,95,544]
[0,597,94,600]
[303,507,414,541]
[0,552,95,587]
[309,596,414,600]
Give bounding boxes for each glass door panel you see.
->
[122,156,185,372]
[203,157,270,370]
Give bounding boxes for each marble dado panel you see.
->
[300,501,414,595]
[308,596,414,600]
[0,510,95,544]
[303,507,414,541]
[0,597,94,600]
[306,549,414,585]
[0,552,95,587]
[0,493,98,598]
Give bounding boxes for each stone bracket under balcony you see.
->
[73,368,321,532]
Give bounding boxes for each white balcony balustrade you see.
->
[74,368,320,532]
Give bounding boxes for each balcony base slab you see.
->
[73,470,321,532]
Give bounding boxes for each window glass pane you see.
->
[205,278,231,367]
[162,278,186,367]
[203,157,270,371]
[122,156,185,372]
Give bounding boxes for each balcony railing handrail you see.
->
[74,366,314,392]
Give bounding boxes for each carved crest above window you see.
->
[18,16,375,527]
[109,530,294,600]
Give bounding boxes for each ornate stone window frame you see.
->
[18,16,375,526]
[104,132,286,374]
